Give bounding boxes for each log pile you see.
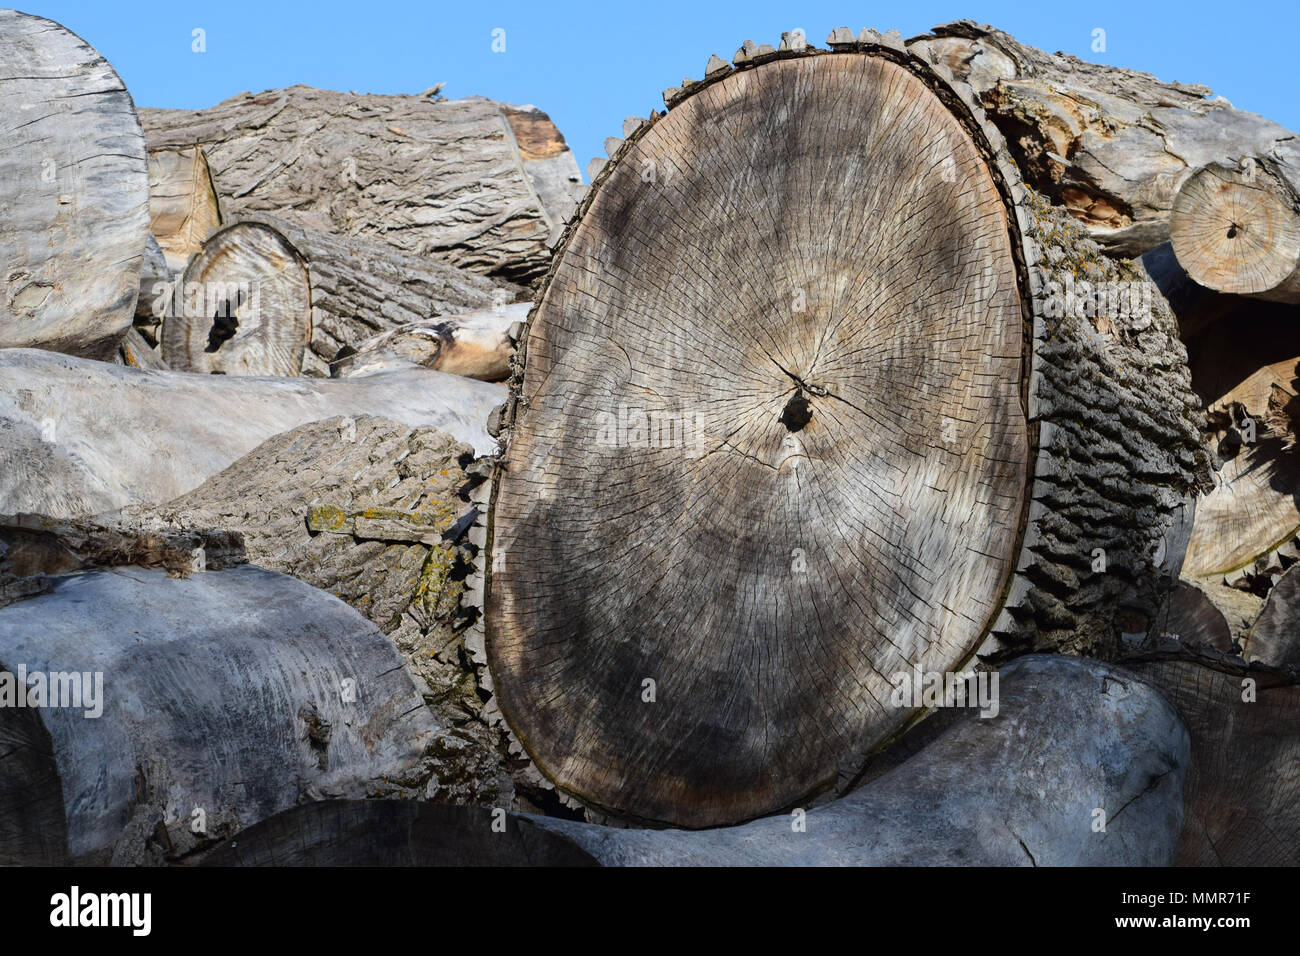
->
[4,11,1300,867]
[140,87,581,285]
[162,215,524,376]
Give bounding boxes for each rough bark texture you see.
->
[200,656,1189,866]
[0,565,444,865]
[163,215,521,376]
[140,88,582,285]
[483,36,1209,828]
[146,145,222,274]
[114,417,522,807]
[0,9,150,359]
[332,302,530,381]
[0,349,505,518]
[907,20,1300,258]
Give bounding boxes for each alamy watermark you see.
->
[889,665,999,718]
[594,403,708,455]
[0,666,103,718]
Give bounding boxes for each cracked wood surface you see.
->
[0,565,441,865]
[140,88,581,285]
[0,9,149,359]
[0,349,504,518]
[908,21,1300,259]
[165,216,522,376]
[489,51,1031,827]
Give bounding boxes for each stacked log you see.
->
[0,564,443,865]
[907,20,1300,258]
[0,349,505,518]
[145,145,223,274]
[140,88,583,286]
[1171,159,1300,304]
[0,10,149,360]
[117,417,519,807]
[162,216,524,376]
[481,33,1210,827]
[201,656,1189,866]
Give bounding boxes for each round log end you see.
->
[487,52,1031,827]
[1170,163,1300,299]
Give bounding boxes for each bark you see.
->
[163,216,523,377]
[1171,159,1300,303]
[483,36,1209,827]
[146,145,222,274]
[115,416,519,807]
[0,564,443,865]
[200,656,1189,866]
[0,349,505,518]
[140,88,582,285]
[0,10,150,360]
[332,302,530,381]
[907,20,1300,258]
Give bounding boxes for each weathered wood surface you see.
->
[118,416,518,807]
[0,10,149,359]
[484,38,1209,827]
[908,20,1300,258]
[0,565,442,865]
[1243,564,1300,669]
[1171,160,1300,304]
[146,145,222,274]
[140,89,582,285]
[202,656,1189,866]
[163,216,523,376]
[0,349,505,518]
[1126,651,1300,866]
[333,302,530,381]
[1180,306,1300,576]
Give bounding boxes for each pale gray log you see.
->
[0,349,505,518]
[165,215,523,376]
[140,89,580,284]
[0,10,149,359]
[908,20,1300,257]
[0,564,441,865]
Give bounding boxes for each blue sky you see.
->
[25,1,1300,178]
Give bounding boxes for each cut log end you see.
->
[163,222,310,376]
[488,51,1032,828]
[1171,163,1300,303]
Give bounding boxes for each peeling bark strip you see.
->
[907,21,1300,259]
[164,216,523,377]
[483,35,1209,828]
[0,9,150,359]
[140,89,582,285]
[0,565,441,865]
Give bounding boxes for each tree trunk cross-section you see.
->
[1171,161,1300,304]
[488,51,1032,827]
